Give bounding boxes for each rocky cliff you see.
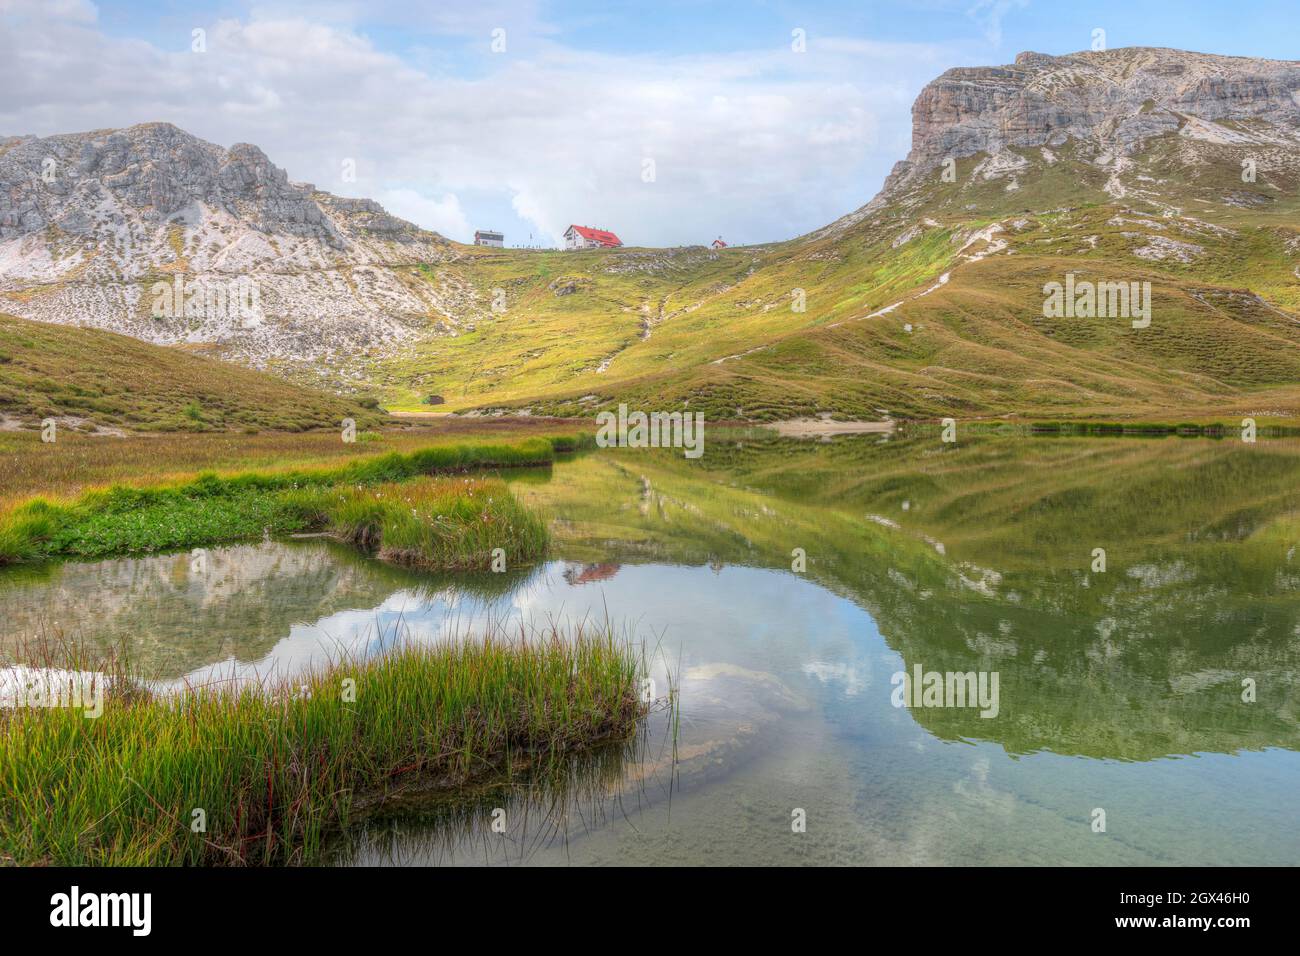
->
[888,47,1300,189]
[811,46,1300,239]
[0,123,474,386]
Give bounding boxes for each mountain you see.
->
[873,47,1300,208]
[3,48,1299,423]
[0,122,452,391]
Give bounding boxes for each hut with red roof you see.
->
[564,224,623,250]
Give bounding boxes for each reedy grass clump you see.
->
[0,625,645,866]
[0,437,559,563]
[290,477,549,570]
[4,475,547,570]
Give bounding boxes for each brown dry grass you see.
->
[0,417,587,506]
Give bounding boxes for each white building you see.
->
[474,230,504,247]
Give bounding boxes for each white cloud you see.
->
[376,189,471,242]
[966,0,1029,47]
[0,0,97,21]
[0,5,978,246]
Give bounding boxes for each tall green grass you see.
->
[291,477,549,570]
[0,625,645,866]
[0,437,566,564]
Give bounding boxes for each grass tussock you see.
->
[294,477,549,570]
[0,626,646,866]
[0,438,561,564]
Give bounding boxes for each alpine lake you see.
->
[3,431,1298,866]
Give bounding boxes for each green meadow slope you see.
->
[0,313,383,433]
[379,132,1300,423]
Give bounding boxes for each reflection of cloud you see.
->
[951,755,1016,814]
[801,659,868,697]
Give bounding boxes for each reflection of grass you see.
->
[651,433,1300,572]
[332,725,644,866]
[516,435,1300,759]
[0,625,645,866]
[0,438,562,563]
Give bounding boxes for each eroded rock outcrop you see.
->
[889,47,1300,188]
[0,123,461,385]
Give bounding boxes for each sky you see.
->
[1,0,1297,247]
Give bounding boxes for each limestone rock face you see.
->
[3,50,1298,399]
[888,47,1300,190]
[1,124,341,242]
[0,123,467,386]
[810,46,1300,238]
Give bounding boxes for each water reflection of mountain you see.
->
[0,540,542,678]
[512,436,1300,761]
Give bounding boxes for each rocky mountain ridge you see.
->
[814,47,1300,238]
[0,122,467,384]
[890,47,1300,187]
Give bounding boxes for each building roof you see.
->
[567,224,622,246]
[712,237,728,247]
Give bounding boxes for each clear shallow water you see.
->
[3,435,1299,865]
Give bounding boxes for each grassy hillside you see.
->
[0,313,384,433]
[374,132,1300,424]
[378,229,955,418]
[7,130,1296,426]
